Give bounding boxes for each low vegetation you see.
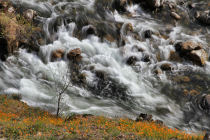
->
[0,95,204,139]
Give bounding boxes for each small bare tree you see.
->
[48,65,72,117]
[55,71,71,117]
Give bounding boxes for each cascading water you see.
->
[0,0,210,133]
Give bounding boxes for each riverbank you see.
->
[0,94,205,139]
[0,0,210,137]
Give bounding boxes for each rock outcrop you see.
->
[0,2,43,61]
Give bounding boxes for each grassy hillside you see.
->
[0,95,204,140]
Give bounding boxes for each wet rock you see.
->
[200,95,210,113]
[23,9,37,21]
[124,23,134,35]
[78,73,86,83]
[112,0,127,13]
[104,34,116,42]
[172,76,190,83]
[126,56,137,65]
[51,49,64,61]
[67,48,82,63]
[160,63,173,71]
[136,113,153,122]
[195,11,210,25]
[169,51,182,62]
[144,30,153,38]
[82,25,96,38]
[170,12,181,20]
[154,68,162,75]
[175,41,208,66]
[141,55,150,62]
[189,90,200,96]
[175,41,202,53]
[189,49,208,66]
[132,45,144,52]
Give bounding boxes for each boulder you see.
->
[51,49,64,61]
[195,11,210,25]
[175,41,202,53]
[67,48,82,63]
[170,12,181,20]
[169,51,182,62]
[144,30,153,38]
[104,34,116,42]
[124,23,134,35]
[175,41,208,66]
[189,49,208,66]
[160,63,173,71]
[126,56,137,65]
[154,68,162,75]
[141,55,150,62]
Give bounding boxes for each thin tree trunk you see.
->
[56,93,62,117]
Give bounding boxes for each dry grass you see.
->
[0,95,204,140]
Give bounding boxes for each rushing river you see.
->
[0,0,210,133]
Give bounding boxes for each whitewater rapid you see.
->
[0,0,210,133]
